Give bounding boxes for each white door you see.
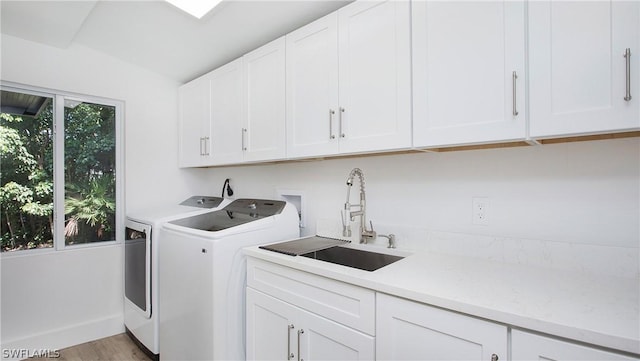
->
[243,36,287,162]
[286,13,340,158]
[529,1,640,138]
[298,306,375,361]
[412,1,526,147]
[376,293,507,361]
[246,288,294,361]
[512,330,638,361]
[337,0,412,154]
[210,58,244,165]
[178,75,210,167]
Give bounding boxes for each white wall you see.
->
[0,34,208,351]
[1,246,123,353]
[201,138,640,276]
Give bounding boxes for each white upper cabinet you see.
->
[337,0,412,154]
[412,1,527,148]
[286,0,412,159]
[286,13,340,158]
[178,37,286,167]
[178,73,211,168]
[529,1,640,138]
[243,36,287,162]
[209,58,243,165]
[178,59,244,167]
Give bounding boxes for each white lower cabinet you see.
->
[376,293,507,361]
[247,288,374,361]
[246,258,376,361]
[511,330,639,361]
[247,259,637,361]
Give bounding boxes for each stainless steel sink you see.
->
[300,246,404,271]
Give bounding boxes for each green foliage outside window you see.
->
[1,95,116,252]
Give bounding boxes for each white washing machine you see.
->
[158,198,299,361]
[124,196,231,360]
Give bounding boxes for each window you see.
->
[0,84,123,253]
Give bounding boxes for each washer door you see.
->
[125,219,152,318]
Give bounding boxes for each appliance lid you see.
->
[168,199,286,231]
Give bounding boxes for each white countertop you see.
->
[244,241,640,355]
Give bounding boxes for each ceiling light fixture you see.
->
[165,0,222,19]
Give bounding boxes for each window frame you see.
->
[1,81,124,255]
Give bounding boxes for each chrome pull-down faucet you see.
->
[342,168,376,243]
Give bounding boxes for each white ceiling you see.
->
[0,0,351,83]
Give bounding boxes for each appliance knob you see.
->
[248,202,257,209]
[197,198,205,205]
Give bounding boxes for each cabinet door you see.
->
[298,307,375,361]
[412,1,526,147]
[243,36,287,162]
[286,13,340,158]
[209,58,244,165]
[246,288,295,361]
[376,293,507,361]
[178,75,210,167]
[247,287,375,361]
[512,330,639,361]
[529,1,640,138]
[337,0,412,154]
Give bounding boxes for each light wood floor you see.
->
[33,333,152,361]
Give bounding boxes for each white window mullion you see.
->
[54,95,66,251]
[115,102,125,244]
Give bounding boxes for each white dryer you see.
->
[158,199,299,361]
[124,196,231,360]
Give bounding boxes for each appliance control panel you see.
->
[180,196,224,209]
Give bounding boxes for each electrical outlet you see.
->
[472,197,489,225]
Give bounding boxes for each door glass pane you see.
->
[125,226,148,312]
[64,100,116,246]
[1,90,54,252]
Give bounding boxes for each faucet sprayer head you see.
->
[346,168,363,186]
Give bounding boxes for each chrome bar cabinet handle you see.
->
[329,109,336,139]
[624,48,632,101]
[339,107,345,138]
[241,128,247,151]
[199,137,204,156]
[297,329,304,361]
[287,324,294,360]
[512,71,519,116]
[204,136,210,156]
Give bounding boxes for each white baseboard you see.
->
[1,314,124,360]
